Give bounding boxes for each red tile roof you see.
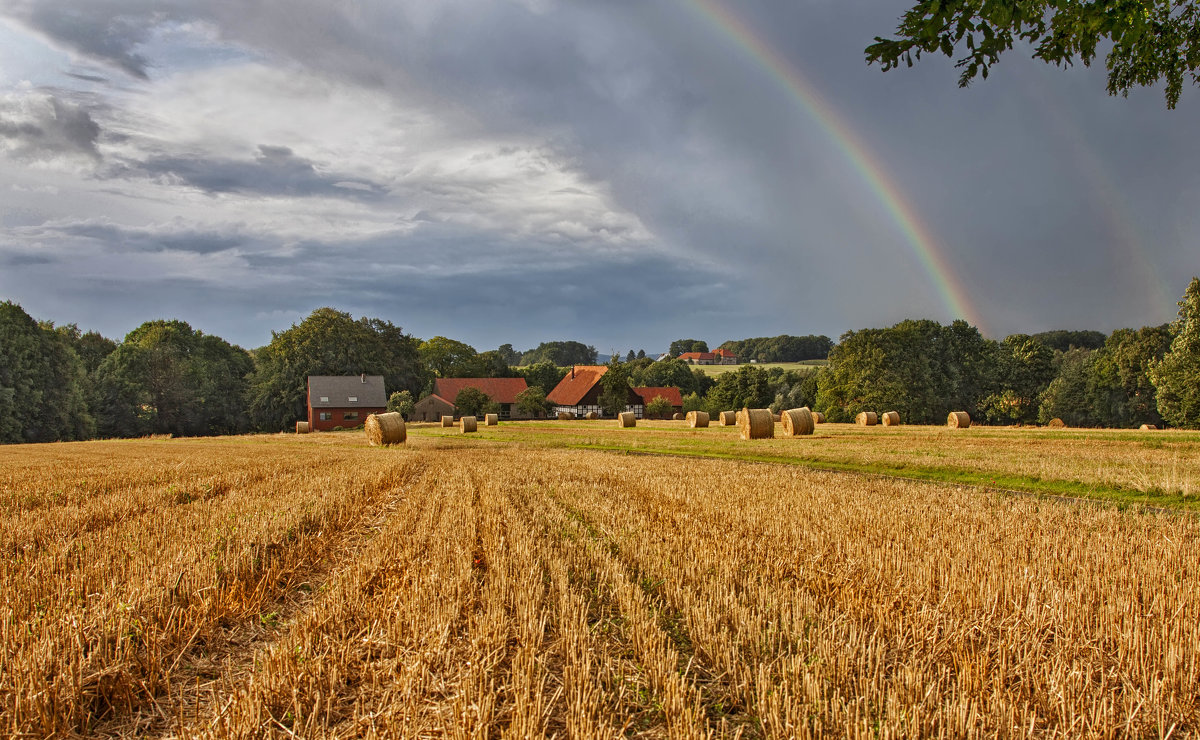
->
[713,348,736,358]
[678,351,716,361]
[633,386,683,407]
[546,365,607,406]
[433,377,529,405]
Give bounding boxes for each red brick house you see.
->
[307,375,387,431]
[678,351,717,365]
[547,366,681,419]
[414,377,534,420]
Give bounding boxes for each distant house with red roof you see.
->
[547,366,683,418]
[712,348,739,365]
[411,377,534,421]
[678,351,717,365]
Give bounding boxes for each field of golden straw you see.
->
[2,420,1199,738]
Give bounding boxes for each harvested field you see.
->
[1,431,1199,737]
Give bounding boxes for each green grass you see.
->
[692,361,826,376]
[407,420,1200,512]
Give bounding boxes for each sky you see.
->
[0,1,1196,353]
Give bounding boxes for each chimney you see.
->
[361,373,365,383]
[571,366,575,379]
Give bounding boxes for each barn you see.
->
[547,366,681,419]
[307,375,387,431]
[411,393,456,423]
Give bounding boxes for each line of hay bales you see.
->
[364,412,406,446]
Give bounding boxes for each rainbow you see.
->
[681,0,988,332]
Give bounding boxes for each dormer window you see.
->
[319,396,329,403]
[348,396,358,403]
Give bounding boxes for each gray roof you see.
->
[308,375,387,408]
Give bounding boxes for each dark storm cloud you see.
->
[8,218,249,256]
[109,145,385,200]
[0,94,101,160]
[1,0,1196,347]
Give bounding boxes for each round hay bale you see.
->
[1046,417,1066,428]
[460,416,478,433]
[1139,423,1158,430]
[618,412,636,428]
[364,412,406,446]
[484,413,498,426]
[557,412,575,421]
[686,411,710,428]
[856,411,878,426]
[812,412,826,424]
[881,411,901,426]
[295,421,310,434]
[947,411,971,428]
[441,415,454,428]
[584,411,599,420]
[672,413,685,421]
[739,408,774,440]
[719,411,737,426]
[781,407,814,437]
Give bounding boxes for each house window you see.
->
[348,396,358,403]
[319,396,329,403]
[319,412,333,421]
[343,411,359,421]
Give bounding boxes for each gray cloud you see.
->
[0,0,1197,350]
[108,144,385,200]
[0,94,101,160]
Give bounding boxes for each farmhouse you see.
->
[411,377,535,421]
[307,375,387,431]
[633,386,684,417]
[411,393,455,422]
[712,348,739,364]
[547,366,681,419]
[678,351,717,365]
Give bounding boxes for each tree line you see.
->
[3,278,1199,443]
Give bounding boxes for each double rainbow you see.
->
[683,0,987,332]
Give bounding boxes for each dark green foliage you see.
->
[387,390,415,419]
[93,319,253,438]
[496,343,521,366]
[1032,330,1108,353]
[248,308,427,431]
[706,365,772,412]
[767,367,820,412]
[980,335,1057,424]
[636,349,646,359]
[1086,326,1172,427]
[454,387,492,417]
[519,341,597,366]
[817,319,995,424]
[645,395,674,419]
[633,358,700,397]
[1038,348,1096,426]
[1150,277,1200,428]
[598,358,632,417]
[515,386,551,416]
[626,350,636,362]
[867,0,1200,108]
[0,303,95,443]
[515,361,568,398]
[717,334,833,362]
[668,339,708,357]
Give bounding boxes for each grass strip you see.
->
[567,443,1200,513]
